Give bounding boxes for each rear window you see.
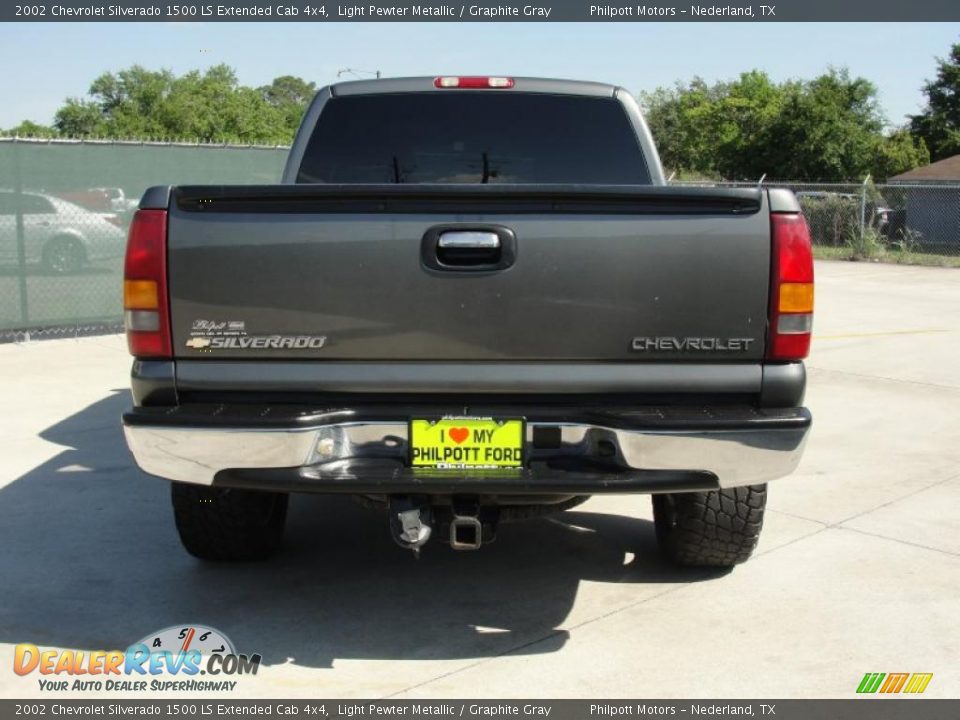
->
[296,92,650,185]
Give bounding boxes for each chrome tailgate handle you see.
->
[421,225,517,272]
[437,231,501,249]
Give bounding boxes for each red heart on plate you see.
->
[449,427,469,444]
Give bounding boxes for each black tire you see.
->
[42,236,86,274]
[171,483,288,562]
[652,484,767,567]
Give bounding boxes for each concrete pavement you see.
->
[0,260,958,699]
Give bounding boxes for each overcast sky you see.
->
[0,22,956,129]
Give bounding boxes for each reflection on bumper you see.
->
[123,406,810,493]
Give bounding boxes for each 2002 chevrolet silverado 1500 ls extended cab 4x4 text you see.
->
[121,76,813,567]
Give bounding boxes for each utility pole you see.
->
[336,68,382,80]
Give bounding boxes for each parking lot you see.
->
[0,260,957,699]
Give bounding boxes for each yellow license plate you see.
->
[409,417,524,469]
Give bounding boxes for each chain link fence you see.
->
[0,138,288,342]
[673,179,960,260]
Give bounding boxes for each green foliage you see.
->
[39,64,313,144]
[259,75,318,130]
[770,70,884,180]
[889,227,923,255]
[797,194,861,247]
[813,243,960,267]
[51,100,104,137]
[910,42,960,162]
[4,61,940,180]
[4,120,58,138]
[667,168,724,182]
[872,130,930,180]
[845,225,884,260]
[643,68,926,182]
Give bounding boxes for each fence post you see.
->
[12,138,29,327]
[859,174,871,246]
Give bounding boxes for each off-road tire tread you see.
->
[653,484,767,567]
[171,483,288,562]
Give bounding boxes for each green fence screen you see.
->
[0,138,288,337]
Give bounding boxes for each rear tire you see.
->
[171,483,288,562]
[652,485,767,567]
[42,236,86,274]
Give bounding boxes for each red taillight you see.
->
[767,213,814,361]
[123,209,171,358]
[434,76,515,89]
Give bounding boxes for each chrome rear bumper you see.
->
[123,405,810,493]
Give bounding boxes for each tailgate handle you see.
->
[438,231,501,249]
[422,225,517,272]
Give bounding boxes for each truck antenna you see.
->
[757,173,767,189]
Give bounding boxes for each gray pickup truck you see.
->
[121,76,813,567]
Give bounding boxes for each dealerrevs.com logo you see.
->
[14,625,260,693]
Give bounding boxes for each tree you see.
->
[704,70,786,180]
[640,78,723,177]
[763,69,886,181]
[910,43,960,162]
[259,75,317,129]
[156,65,288,142]
[4,120,58,138]
[39,64,315,143]
[53,100,106,137]
[642,68,918,181]
[872,131,930,181]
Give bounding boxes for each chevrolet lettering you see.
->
[631,337,756,352]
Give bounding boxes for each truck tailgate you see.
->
[167,185,770,362]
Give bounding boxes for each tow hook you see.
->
[388,496,433,557]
